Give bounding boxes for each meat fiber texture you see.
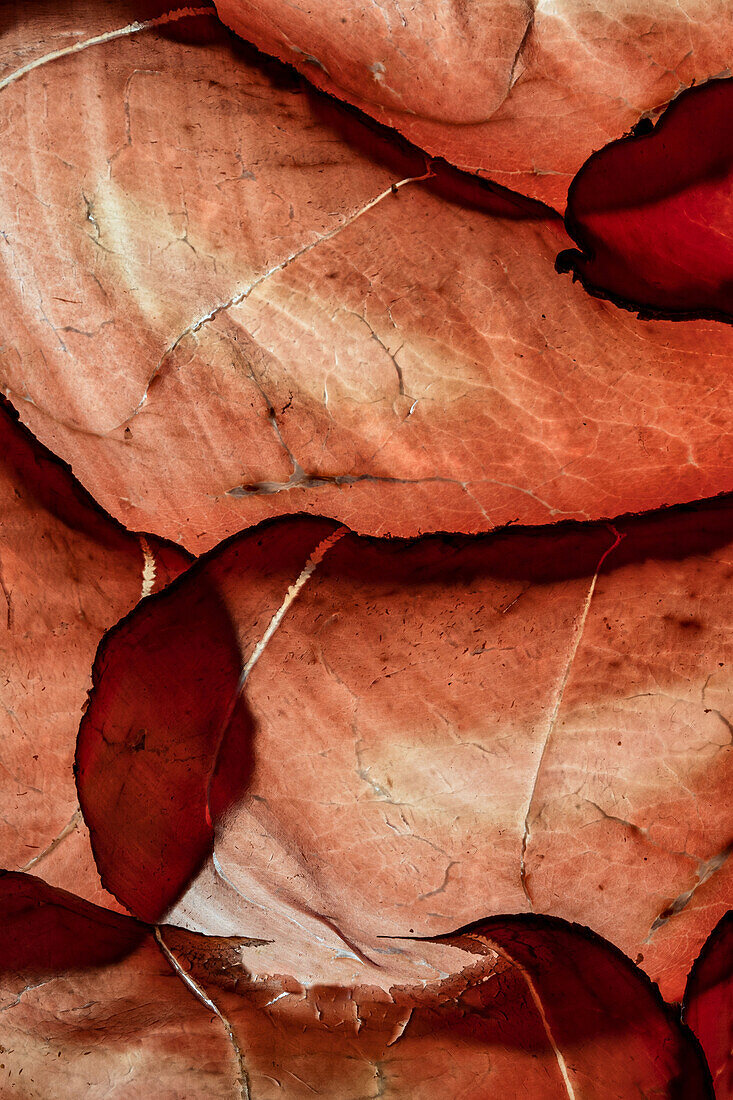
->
[0,872,715,1097]
[75,512,732,1006]
[2,5,733,552]
[0,395,190,911]
[213,0,733,210]
[0,1,732,1098]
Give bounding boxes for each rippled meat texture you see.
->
[0,873,243,1097]
[0,873,713,1098]
[214,0,733,209]
[684,913,733,1097]
[77,512,732,1003]
[173,914,715,1098]
[2,4,733,551]
[0,395,189,912]
[2,1,732,1095]
[560,78,733,322]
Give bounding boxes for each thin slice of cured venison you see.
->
[0,394,190,910]
[684,911,733,1097]
[163,913,714,1099]
[2,4,733,553]
[77,507,733,1003]
[213,0,733,209]
[0,872,245,1099]
[559,78,733,323]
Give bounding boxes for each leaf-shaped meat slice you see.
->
[77,508,733,1002]
[684,911,733,1097]
[166,913,714,1098]
[2,4,733,550]
[559,79,733,323]
[0,872,245,1098]
[77,516,340,925]
[0,395,189,909]
[214,0,733,209]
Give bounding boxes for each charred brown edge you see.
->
[211,13,561,223]
[216,16,732,323]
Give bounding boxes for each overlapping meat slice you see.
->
[213,0,733,209]
[2,4,733,553]
[0,872,245,1098]
[0,395,189,910]
[0,873,713,1098]
[77,509,732,1003]
[560,78,733,323]
[161,911,716,1097]
[684,912,733,1097]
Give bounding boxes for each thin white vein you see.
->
[495,940,576,1099]
[204,525,348,829]
[0,7,214,92]
[123,167,433,425]
[154,925,250,1100]
[212,851,266,911]
[238,526,348,690]
[18,807,81,872]
[523,970,576,1099]
[519,525,624,907]
[138,535,157,599]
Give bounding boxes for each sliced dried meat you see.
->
[684,911,733,1097]
[0,395,189,910]
[0,871,244,1098]
[77,509,733,1002]
[0,872,712,1097]
[559,78,733,323]
[214,0,733,209]
[167,913,714,1098]
[2,4,733,550]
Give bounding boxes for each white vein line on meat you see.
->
[238,526,348,689]
[204,525,348,829]
[154,926,250,1099]
[0,7,215,92]
[519,525,624,907]
[138,535,157,599]
[471,935,576,1099]
[121,167,434,426]
[17,807,82,872]
[521,964,576,1100]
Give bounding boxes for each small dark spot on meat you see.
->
[662,613,702,631]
